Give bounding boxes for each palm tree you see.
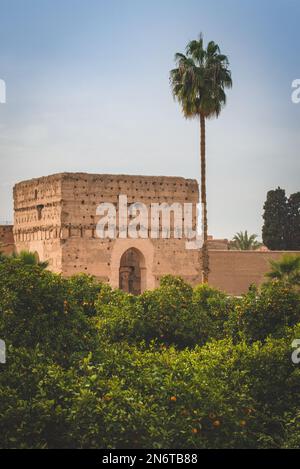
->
[266,254,300,287]
[230,231,262,250]
[170,34,232,282]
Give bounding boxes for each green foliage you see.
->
[10,250,49,269]
[262,187,288,250]
[0,256,97,365]
[170,34,232,119]
[230,230,262,250]
[228,281,300,342]
[262,187,300,250]
[287,192,300,250]
[67,274,103,317]
[95,276,235,348]
[0,258,300,448]
[266,254,300,287]
[192,283,236,342]
[1,336,299,449]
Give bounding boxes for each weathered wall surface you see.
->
[0,225,15,255]
[207,238,229,250]
[209,250,300,295]
[13,173,201,289]
[13,174,63,272]
[59,173,201,289]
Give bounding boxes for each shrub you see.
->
[192,283,236,342]
[95,276,195,347]
[67,274,103,317]
[229,281,300,343]
[0,257,97,365]
[95,276,231,348]
[1,259,300,449]
[1,334,299,448]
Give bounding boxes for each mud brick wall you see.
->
[209,250,300,295]
[0,225,15,255]
[13,173,201,289]
[13,174,63,272]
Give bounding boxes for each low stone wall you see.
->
[209,250,300,295]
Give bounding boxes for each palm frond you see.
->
[169,33,232,120]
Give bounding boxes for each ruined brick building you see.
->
[1,172,299,296]
[12,173,201,293]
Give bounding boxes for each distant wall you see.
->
[0,225,15,255]
[209,250,300,295]
[207,238,229,250]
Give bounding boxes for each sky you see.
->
[0,0,299,239]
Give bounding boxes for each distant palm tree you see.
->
[230,231,262,250]
[266,254,300,287]
[11,250,49,269]
[170,34,232,282]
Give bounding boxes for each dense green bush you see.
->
[227,281,300,343]
[67,274,103,317]
[0,256,300,448]
[0,257,97,365]
[95,276,236,348]
[1,335,299,449]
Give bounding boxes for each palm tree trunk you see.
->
[200,114,209,283]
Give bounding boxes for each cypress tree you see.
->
[287,192,300,250]
[262,187,288,250]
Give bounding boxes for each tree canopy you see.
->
[230,230,262,250]
[262,187,300,250]
[1,255,300,448]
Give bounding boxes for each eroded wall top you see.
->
[13,174,64,231]
[13,172,199,241]
[59,173,199,224]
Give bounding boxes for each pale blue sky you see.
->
[0,0,299,238]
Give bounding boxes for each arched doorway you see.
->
[119,248,145,295]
